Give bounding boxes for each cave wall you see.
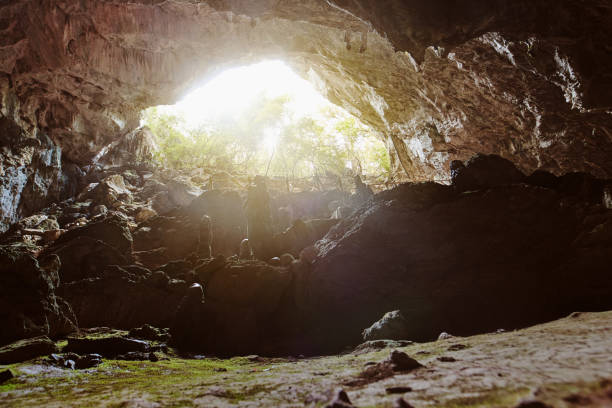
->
[1,0,611,229]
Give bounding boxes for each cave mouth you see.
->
[140,60,390,188]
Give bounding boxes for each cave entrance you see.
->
[140,60,390,191]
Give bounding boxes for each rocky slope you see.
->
[1,153,610,356]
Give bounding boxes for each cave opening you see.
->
[139,60,390,190]
[1,0,611,405]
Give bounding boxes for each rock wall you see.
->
[1,0,611,228]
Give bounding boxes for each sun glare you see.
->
[158,60,330,129]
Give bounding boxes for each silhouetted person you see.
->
[353,175,374,206]
[245,176,274,260]
[198,214,212,259]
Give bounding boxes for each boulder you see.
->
[133,214,200,262]
[171,260,293,354]
[45,214,133,282]
[86,174,133,208]
[64,336,149,357]
[0,369,13,384]
[451,154,525,192]
[0,336,58,364]
[362,310,412,341]
[59,271,185,330]
[128,324,170,342]
[297,180,612,353]
[0,244,77,345]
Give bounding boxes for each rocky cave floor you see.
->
[0,311,611,408]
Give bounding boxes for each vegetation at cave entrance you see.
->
[141,94,391,182]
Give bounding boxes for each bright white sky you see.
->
[157,60,332,129]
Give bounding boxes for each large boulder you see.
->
[44,213,133,282]
[83,174,133,208]
[59,265,186,330]
[64,335,149,357]
[362,310,412,341]
[133,214,201,264]
[0,244,77,345]
[0,336,58,364]
[273,218,339,257]
[171,260,293,355]
[450,154,525,192]
[297,179,612,353]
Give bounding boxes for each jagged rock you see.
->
[279,253,294,266]
[134,206,157,224]
[273,218,339,257]
[128,324,170,342]
[64,336,149,357]
[438,332,454,340]
[0,369,13,384]
[171,260,293,354]
[59,271,185,330]
[0,244,77,345]
[80,175,132,209]
[451,154,525,192]
[48,353,103,370]
[45,214,133,282]
[96,127,158,167]
[393,398,415,408]
[299,179,612,353]
[90,205,108,217]
[133,214,199,262]
[115,351,155,361]
[325,389,354,408]
[362,310,411,342]
[0,336,58,364]
[159,260,193,280]
[166,178,201,208]
[194,256,227,283]
[388,350,423,371]
[352,351,423,386]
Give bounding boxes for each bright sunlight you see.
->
[141,60,390,181]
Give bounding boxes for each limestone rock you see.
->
[299,178,612,353]
[65,336,149,357]
[362,310,412,342]
[0,244,77,345]
[451,154,525,192]
[0,336,58,364]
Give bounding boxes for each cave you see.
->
[1,1,611,407]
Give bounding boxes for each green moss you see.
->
[0,356,266,407]
[438,387,531,408]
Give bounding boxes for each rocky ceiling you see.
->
[1,0,612,181]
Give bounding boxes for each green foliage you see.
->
[141,95,390,180]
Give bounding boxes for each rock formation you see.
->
[0,0,611,361]
[1,0,612,233]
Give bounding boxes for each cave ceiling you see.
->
[1,0,611,180]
